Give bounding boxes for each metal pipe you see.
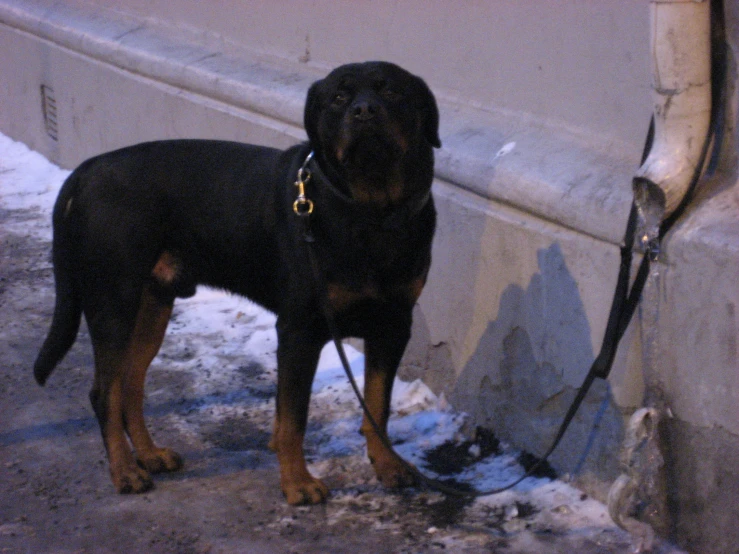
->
[609,2,714,547]
[634,0,712,220]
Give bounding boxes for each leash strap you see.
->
[293,148,651,497]
[530,18,725,487]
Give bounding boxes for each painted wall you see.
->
[1,1,737,551]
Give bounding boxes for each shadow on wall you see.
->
[408,242,625,479]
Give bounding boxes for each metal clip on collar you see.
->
[293,151,315,217]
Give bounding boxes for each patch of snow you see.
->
[0,134,69,241]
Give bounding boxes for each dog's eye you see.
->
[332,91,350,106]
[381,87,402,101]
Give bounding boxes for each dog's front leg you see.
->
[362,311,416,489]
[270,323,328,505]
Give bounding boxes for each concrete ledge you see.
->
[0,0,636,244]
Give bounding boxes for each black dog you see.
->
[33,61,441,505]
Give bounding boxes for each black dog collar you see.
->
[297,151,431,230]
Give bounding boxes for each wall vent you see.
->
[40,85,58,141]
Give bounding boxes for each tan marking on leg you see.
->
[92,347,153,494]
[151,251,179,285]
[273,414,328,505]
[361,349,415,489]
[361,369,400,481]
[122,286,182,474]
[268,416,279,452]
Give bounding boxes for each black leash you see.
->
[293,150,654,497]
[293,25,724,493]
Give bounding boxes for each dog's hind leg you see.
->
[121,285,182,475]
[87,283,176,494]
[89,340,154,494]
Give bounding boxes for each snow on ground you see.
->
[0,133,648,551]
[0,138,67,239]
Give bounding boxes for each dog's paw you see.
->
[136,447,183,474]
[371,455,416,489]
[112,462,154,494]
[282,475,330,505]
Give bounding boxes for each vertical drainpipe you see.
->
[633,0,712,230]
[608,0,712,552]
[608,1,713,549]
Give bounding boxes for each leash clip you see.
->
[293,152,315,217]
[641,234,661,262]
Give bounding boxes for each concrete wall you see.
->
[1,1,737,552]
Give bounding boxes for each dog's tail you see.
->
[34,174,84,386]
[33,265,82,385]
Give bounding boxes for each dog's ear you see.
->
[414,76,442,149]
[304,79,323,149]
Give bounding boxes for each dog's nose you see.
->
[351,99,377,121]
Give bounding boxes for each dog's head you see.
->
[305,61,441,205]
